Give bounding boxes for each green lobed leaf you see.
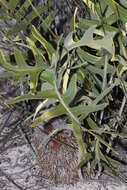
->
[0,50,44,92]
[32,25,55,62]
[62,26,116,59]
[6,90,57,105]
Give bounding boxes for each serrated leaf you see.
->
[64,74,77,102]
[14,49,27,68]
[104,0,127,24]
[62,26,115,58]
[6,4,51,37]
[31,104,65,127]
[26,37,46,65]
[87,117,100,130]
[93,79,119,105]
[31,102,107,128]
[78,18,118,33]
[32,26,55,62]
[78,103,108,121]
[6,90,57,105]
[40,69,54,86]
[72,120,86,160]
[0,50,44,92]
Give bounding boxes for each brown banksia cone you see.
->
[32,120,80,185]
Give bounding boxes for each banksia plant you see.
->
[0,0,127,185]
